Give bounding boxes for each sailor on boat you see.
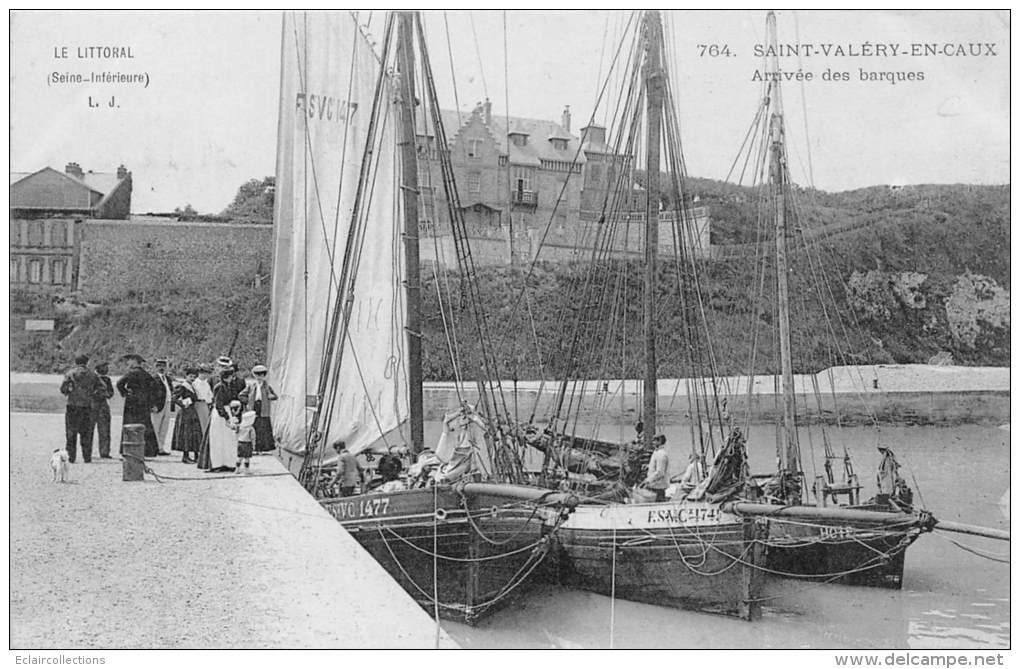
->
[667,452,707,502]
[873,445,913,511]
[431,403,485,485]
[329,439,365,497]
[641,435,670,502]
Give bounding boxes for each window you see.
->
[512,166,533,192]
[550,138,568,151]
[510,133,527,148]
[67,221,76,246]
[51,259,65,284]
[466,138,483,159]
[469,172,481,194]
[27,222,44,246]
[10,259,19,282]
[27,259,43,283]
[556,213,567,231]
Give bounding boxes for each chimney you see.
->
[116,164,130,180]
[483,98,492,126]
[65,162,83,179]
[562,105,571,132]
[580,124,606,146]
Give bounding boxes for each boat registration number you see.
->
[647,506,720,525]
[819,525,857,539]
[331,497,391,519]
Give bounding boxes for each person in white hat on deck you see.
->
[239,363,278,454]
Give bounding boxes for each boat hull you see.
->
[321,485,562,624]
[763,515,922,588]
[550,501,765,620]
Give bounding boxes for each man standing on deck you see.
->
[330,440,364,497]
[644,434,670,502]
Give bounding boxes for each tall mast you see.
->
[397,11,424,454]
[767,11,800,477]
[642,11,664,449]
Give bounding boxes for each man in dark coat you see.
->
[90,361,115,459]
[116,354,160,457]
[60,354,103,463]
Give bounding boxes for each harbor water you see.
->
[435,422,1010,649]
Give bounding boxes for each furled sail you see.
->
[269,12,408,459]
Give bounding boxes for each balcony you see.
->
[511,190,538,208]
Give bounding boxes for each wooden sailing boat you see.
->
[268,11,574,624]
[720,12,952,588]
[516,11,766,620]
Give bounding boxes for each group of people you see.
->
[60,353,278,474]
[323,402,487,497]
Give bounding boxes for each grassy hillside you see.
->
[12,288,270,375]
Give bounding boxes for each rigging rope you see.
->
[468,12,489,99]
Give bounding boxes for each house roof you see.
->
[10,167,125,196]
[419,106,588,167]
[10,166,129,212]
[488,115,585,166]
[73,171,123,195]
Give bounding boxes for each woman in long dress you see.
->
[171,367,204,464]
[192,365,214,436]
[115,354,160,457]
[201,369,241,472]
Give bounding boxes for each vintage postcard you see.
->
[9,9,1010,659]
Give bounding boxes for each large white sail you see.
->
[269,12,408,458]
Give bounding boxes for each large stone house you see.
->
[417,100,709,265]
[10,163,132,289]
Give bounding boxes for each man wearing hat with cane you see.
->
[239,363,278,453]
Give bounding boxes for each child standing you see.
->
[235,409,256,474]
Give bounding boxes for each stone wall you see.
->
[77,219,274,299]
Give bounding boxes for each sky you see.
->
[9,10,1010,214]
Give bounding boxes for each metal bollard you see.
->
[121,423,146,482]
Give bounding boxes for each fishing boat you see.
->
[716,12,1005,588]
[268,11,574,624]
[507,11,767,620]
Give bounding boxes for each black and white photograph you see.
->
[8,9,1011,659]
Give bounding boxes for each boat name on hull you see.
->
[648,504,720,525]
[330,496,391,519]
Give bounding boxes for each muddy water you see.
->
[436,423,1010,649]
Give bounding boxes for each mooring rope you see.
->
[121,452,292,482]
[933,530,1010,564]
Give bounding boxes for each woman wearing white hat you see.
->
[239,363,278,454]
[199,367,242,472]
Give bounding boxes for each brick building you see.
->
[417,101,709,266]
[10,163,133,289]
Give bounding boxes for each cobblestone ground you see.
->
[10,413,454,649]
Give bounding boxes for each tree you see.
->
[222,177,275,223]
[173,204,198,219]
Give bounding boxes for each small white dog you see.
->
[50,449,70,483]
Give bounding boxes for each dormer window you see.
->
[550,138,568,151]
[509,133,527,147]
